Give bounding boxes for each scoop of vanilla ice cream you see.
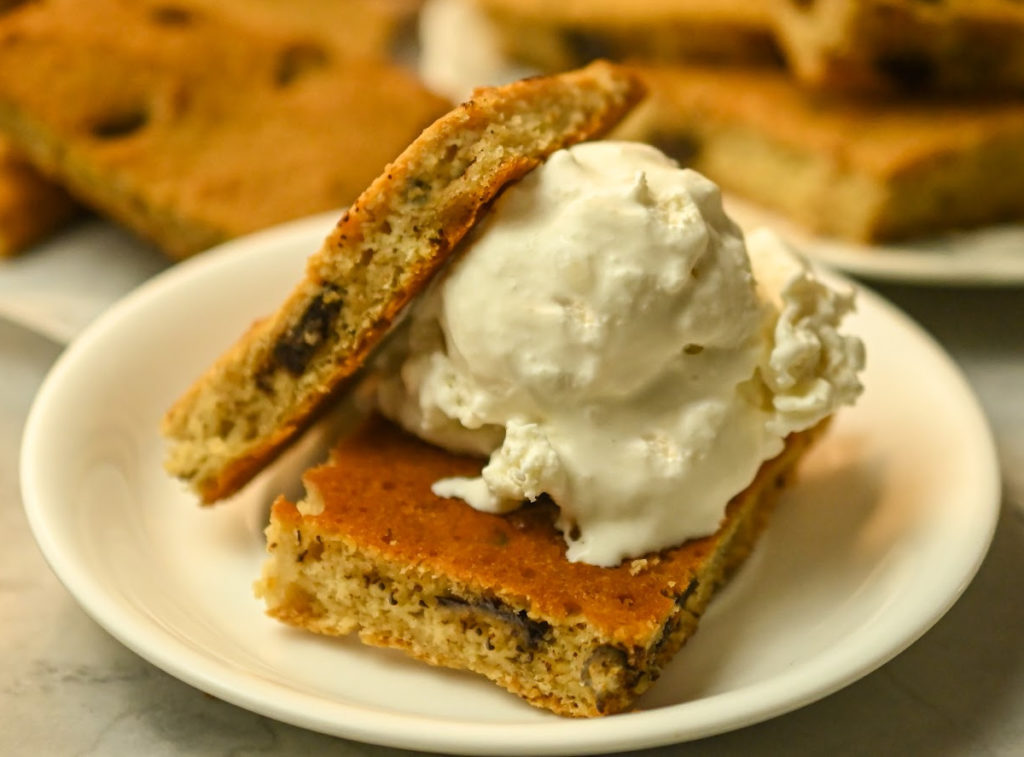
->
[746,228,866,437]
[374,141,863,567]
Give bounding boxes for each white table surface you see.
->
[2,222,1022,756]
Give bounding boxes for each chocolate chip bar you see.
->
[256,416,828,716]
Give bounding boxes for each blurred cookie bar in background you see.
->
[472,0,778,73]
[0,0,446,259]
[619,65,1024,242]
[425,0,1024,244]
[220,0,422,63]
[772,0,1024,96]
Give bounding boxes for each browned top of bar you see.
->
[272,415,820,643]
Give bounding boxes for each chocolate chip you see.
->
[436,595,470,608]
[491,528,509,547]
[673,578,699,608]
[651,580,699,658]
[582,646,628,686]
[437,594,551,649]
[562,30,612,63]
[652,614,680,658]
[0,0,33,15]
[271,284,345,375]
[274,42,330,87]
[875,51,936,92]
[89,108,149,140]
[149,5,195,26]
[581,645,641,713]
[648,133,701,165]
[404,177,432,206]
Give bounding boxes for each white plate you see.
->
[21,213,1000,755]
[724,196,1024,287]
[0,219,169,344]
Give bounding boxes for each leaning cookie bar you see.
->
[256,416,828,716]
[162,61,645,503]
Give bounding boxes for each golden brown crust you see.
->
[162,61,646,503]
[258,415,829,716]
[0,0,449,259]
[280,418,692,639]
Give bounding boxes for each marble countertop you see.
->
[2,229,1022,755]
